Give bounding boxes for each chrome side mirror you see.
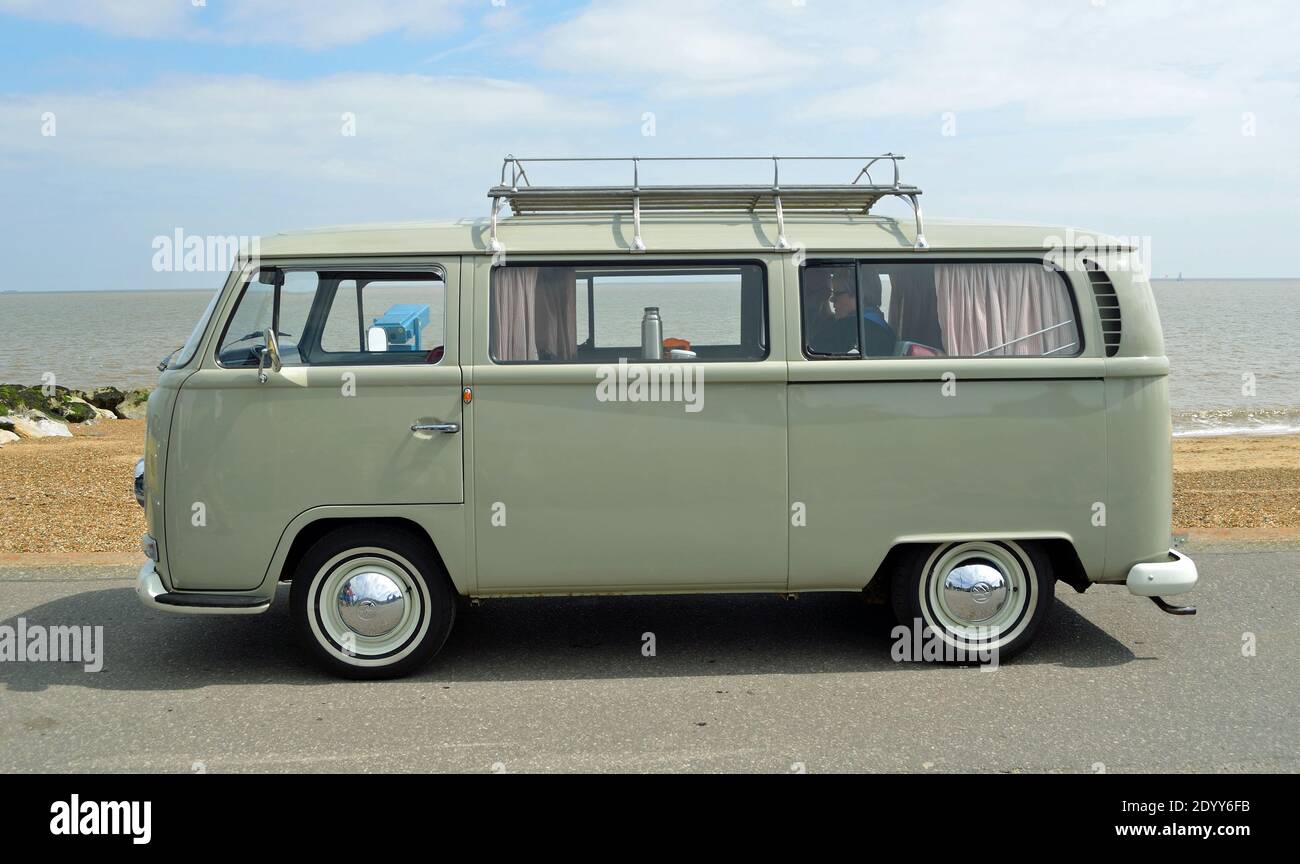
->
[257,328,282,384]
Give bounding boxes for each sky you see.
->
[1,0,1298,291]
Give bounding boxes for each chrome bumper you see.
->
[136,561,272,615]
[136,561,183,612]
[1126,549,1198,597]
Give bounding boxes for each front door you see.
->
[166,258,463,590]
[470,257,788,593]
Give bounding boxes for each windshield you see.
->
[167,287,223,370]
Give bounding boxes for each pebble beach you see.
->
[0,421,1296,557]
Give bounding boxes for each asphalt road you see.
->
[1,541,1296,773]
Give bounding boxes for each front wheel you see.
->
[890,540,1053,662]
[291,526,455,679]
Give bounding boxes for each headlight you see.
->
[133,457,146,508]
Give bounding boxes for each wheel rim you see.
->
[308,548,429,664]
[921,541,1036,650]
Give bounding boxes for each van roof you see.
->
[256,213,1134,259]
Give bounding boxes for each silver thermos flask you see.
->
[640,306,663,361]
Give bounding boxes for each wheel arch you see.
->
[867,533,1089,596]
[261,505,471,596]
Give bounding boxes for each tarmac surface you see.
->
[0,541,1295,773]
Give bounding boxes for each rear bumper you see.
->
[1126,549,1198,597]
[136,561,272,615]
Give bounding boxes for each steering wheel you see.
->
[232,329,294,344]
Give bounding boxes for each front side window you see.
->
[802,261,1080,358]
[491,263,767,363]
[216,268,445,367]
[318,276,445,362]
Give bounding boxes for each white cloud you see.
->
[216,0,465,49]
[0,73,616,186]
[524,0,1299,139]
[2,0,1299,277]
[0,0,192,39]
[534,0,818,98]
[0,0,470,48]
[785,0,1300,205]
[799,0,1300,126]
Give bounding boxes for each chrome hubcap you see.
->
[923,540,1036,649]
[942,558,1009,624]
[336,570,406,638]
[309,549,428,664]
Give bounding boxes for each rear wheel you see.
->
[890,540,1053,662]
[291,525,455,679]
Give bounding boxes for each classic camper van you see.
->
[134,156,1197,678]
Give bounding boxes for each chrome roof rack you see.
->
[487,155,926,254]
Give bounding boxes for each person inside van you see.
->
[823,274,860,354]
[805,267,897,356]
[803,269,856,355]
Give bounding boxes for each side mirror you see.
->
[366,325,389,353]
[257,328,282,383]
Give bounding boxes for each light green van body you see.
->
[140,213,1175,605]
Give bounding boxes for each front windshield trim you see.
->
[167,285,224,371]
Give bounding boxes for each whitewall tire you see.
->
[891,540,1054,662]
[291,526,455,679]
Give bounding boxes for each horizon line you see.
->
[5,277,1300,295]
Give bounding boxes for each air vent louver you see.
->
[1084,261,1121,357]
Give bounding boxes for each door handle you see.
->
[411,422,460,434]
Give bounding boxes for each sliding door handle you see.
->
[411,422,460,434]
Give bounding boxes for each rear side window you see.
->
[216,268,446,367]
[802,261,1080,358]
[490,263,767,363]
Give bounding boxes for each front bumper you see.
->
[136,561,183,612]
[136,561,272,615]
[1126,549,1198,597]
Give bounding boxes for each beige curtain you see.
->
[934,263,1077,356]
[492,266,576,362]
[534,267,576,361]
[493,267,538,361]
